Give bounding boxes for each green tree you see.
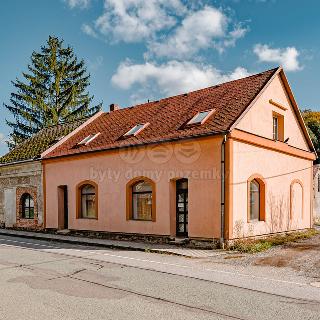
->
[4,36,101,148]
[301,109,320,157]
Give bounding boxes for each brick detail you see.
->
[16,186,41,229]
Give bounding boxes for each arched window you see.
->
[127,178,156,221]
[21,193,34,219]
[247,175,266,222]
[77,182,98,219]
[249,180,260,221]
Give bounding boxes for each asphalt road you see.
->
[0,235,319,320]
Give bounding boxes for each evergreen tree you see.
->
[4,36,101,148]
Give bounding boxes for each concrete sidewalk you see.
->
[0,228,225,258]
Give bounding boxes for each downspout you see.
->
[220,134,227,249]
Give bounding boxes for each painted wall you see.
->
[0,161,43,228]
[44,73,315,240]
[231,140,313,238]
[236,74,310,151]
[44,136,223,239]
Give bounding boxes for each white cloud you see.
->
[111,60,250,97]
[94,0,186,43]
[220,24,248,51]
[148,6,229,58]
[82,24,98,38]
[83,1,247,58]
[65,0,90,9]
[253,44,302,71]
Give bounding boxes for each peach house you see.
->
[42,67,316,245]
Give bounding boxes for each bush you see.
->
[229,229,318,253]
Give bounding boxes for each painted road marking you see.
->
[0,237,311,288]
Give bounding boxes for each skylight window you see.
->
[124,123,149,137]
[187,109,215,125]
[78,133,100,146]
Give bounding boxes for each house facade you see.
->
[39,67,316,243]
[0,119,86,229]
[313,163,320,224]
[0,160,43,229]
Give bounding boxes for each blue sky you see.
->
[0,0,319,156]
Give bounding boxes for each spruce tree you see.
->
[4,36,101,148]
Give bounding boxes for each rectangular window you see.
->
[78,133,100,146]
[272,112,284,142]
[132,193,152,220]
[81,194,96,218]
[249,180,260,221]
[187,109,215,125]
[79,184,97,219]
[124,123,149,137]
[273,116,278,140]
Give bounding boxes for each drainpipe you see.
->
[220,134,227,249]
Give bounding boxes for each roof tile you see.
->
[45,68,279,159]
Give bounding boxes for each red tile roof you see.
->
[44,67,279,159]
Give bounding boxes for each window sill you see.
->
[248,219,266,223]
[77,217,98,220]
[130,218,154,222]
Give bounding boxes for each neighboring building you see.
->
[313,163,320,223]
[0,119,87,229]
[40,67,316,243]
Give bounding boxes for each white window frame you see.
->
[124,123,150,137]
[273,116,279,141]
[78,133,101,146]
[187,109,216,125]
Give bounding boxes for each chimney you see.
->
[110,103,120,112]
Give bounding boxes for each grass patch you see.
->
[229,229,318,254]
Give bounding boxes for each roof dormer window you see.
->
[77,133,100,146]
[124,123,149,137]
[187,109,215,125]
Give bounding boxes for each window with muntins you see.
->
[80,184,97,218]
[249,180,260,221]
[273,116,278,140]
[132,181,152,220]
[272,112,284,141]
[21,193,34,219]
